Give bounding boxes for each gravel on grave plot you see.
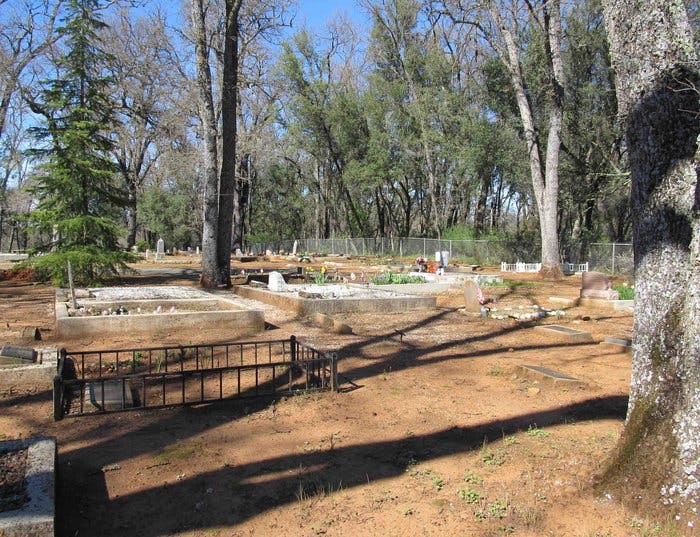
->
[87,286,214,301]
[278,283,417,299]
[0,448,28,512]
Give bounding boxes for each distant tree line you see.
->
[0,0,635,280]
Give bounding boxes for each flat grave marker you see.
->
[0,345,37,366]
[535,324,592,342]
[518,364,586,387]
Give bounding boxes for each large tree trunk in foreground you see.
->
[191,0,221,288]
[216,0,244,288]
[601,1,700,529]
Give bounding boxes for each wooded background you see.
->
[0,0,696,265]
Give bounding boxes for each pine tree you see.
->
[27,0,131,285]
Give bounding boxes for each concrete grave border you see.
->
[0,436,56,537]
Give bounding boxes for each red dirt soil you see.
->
[0,256,685,536]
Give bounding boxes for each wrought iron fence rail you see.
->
[63,337,298,380]
[54,336,336,419]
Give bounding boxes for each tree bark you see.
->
[191,0,220,288]
[216,0,244,287]
[601,0,700,526]
[487,1,564,276]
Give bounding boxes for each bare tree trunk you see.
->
[487,1,564,276]
[191,0,220,288]
[216,0,244,287]
[601,1,700,526]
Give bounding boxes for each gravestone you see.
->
[535,324,592,342]
[87,379,134,411]
[0,345,37,366]
[463,280,483,313]
[580,271,619,300]
[235,248,243,256]
[155,238,165,261]
[196,246,200,255]
[518,364,586,387]
[292,240,298,256]
[267,271,288,292]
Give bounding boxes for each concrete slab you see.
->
[371,282,455,295]
[0,436,55,537]
[55,286,265,339]
[0,345,37,365]
[0,253,28,262]
[86,379,134,411]
[601,337,632,353]
[235,284,435,316]
[518,364,586,387]
[548,296,578,307]
[535,325,592,342]
[0,348,57,389]
[578,297,633,311]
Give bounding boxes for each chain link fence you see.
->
[248,237,634,275]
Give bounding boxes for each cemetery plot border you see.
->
[53,336,337,419]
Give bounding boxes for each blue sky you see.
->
[295,0,369,32]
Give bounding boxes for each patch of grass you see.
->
[481,448,506,466]
[488,364,504,376]
[488,499,508,519]
[612,284,634,300]
[295,480,344,502]
[431,475,445,491]
[527,424,550,438]
[482,280,535,288]
[463,470,482,484]
[155,441,201,464]
[370,271,426,285]
[518,506,543,526]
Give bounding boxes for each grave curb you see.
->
[517,364,587,387]
[0,436,56,537]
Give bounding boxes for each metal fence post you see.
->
[290,335,296,362]
[330,353,338,391]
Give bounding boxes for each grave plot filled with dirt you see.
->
[1,256,681,536]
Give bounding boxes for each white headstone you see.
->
[235,248,243,256]
[265,249,273,256]
[196,246,200,255]
[268,271,288,292]
[155,238,165,261]
[292,240,298,255]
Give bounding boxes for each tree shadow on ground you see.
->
[56,395,627,536]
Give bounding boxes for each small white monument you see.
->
[267,271,288,292]
[155,238,165,261]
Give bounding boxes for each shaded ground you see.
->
[0,256,678,536]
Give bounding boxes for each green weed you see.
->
[463,471,482,484]
[612,284,634,300]
[458,487,480,503]
[370,271,426,285]
[527,424,550,438]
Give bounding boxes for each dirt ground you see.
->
[0,256,682,536]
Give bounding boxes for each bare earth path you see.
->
[1,257,671,536]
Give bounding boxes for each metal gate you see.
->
[53,336,337,419]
